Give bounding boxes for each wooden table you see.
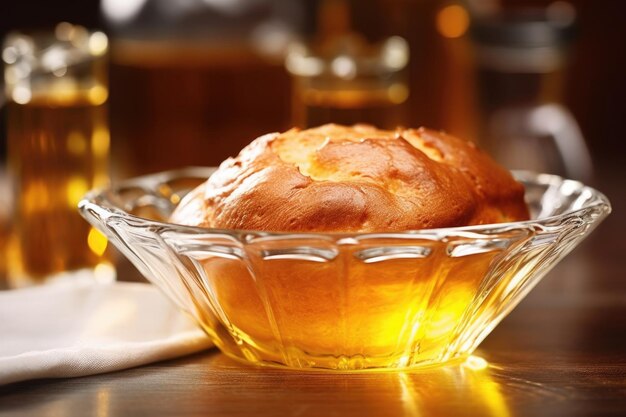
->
[1,175,625,417]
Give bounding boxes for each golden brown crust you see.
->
[170,124,529,232]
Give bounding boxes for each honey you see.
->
[196,239,503,369]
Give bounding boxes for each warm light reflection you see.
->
[89,32,109,56]
[398,373,422,416]
[94,263,116,283]
[97,388,111,417]
[207,353,512,417]
[436,5,470,39]
[465,364,511,417]
[170,194,181,205]
[88,227,108,257]
[66,176,89,207]
[88,85,109,105]
[464,355,489,371]
[92,127,110,158]
[388,83,410,104]
[12,85,31,104]
[101,0,147,24]
[397,361,511,417]
[3,46,18,64]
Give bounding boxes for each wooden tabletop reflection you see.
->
[1,170,624,417]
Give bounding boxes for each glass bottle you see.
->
[470,5,592,181]
[3,23,113,286]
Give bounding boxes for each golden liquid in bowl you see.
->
[196,242,501,369]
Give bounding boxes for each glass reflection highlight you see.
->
[207,353,512,417]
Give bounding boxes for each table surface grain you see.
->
[1,173,625,417]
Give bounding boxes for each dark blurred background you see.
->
[1,0,624,178]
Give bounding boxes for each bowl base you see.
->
[216,348,470,372]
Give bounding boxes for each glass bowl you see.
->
[79,168,610,371]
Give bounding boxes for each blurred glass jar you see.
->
[286,34,410,129]
[101,0,307,178]
[470,3,592,181]
[3,23,113,286]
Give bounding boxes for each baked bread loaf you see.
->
[170,124,529,232]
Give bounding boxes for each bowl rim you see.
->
[79,167,612,239]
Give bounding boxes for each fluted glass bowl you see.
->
[79,168,610,371]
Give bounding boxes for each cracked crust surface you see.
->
[170,124,529,232]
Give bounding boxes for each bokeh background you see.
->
[1,0,624,177]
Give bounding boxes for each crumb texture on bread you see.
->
[170,124,529,232]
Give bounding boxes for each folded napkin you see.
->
[0,276,213,385]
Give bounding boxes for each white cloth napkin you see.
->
[0,277,213,385]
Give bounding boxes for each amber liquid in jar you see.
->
[110,40,292,178]
[292,80,409,129]
[7,93,110,282]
